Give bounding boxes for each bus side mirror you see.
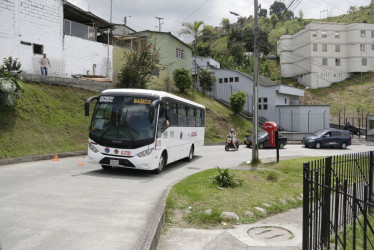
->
[149,99,165,122]
[85,96,99,116]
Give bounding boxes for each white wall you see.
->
[0,0,63,74]
[64,35,113,78]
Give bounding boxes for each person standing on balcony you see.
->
[39,53,51,76]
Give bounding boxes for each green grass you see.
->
[0,83,253,159]
[166,157,320,228]
[0,82,96,159]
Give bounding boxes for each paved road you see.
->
[0,145,373,250]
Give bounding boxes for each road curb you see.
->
[0,151,87,166]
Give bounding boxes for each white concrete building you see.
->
[0,0,113,78]
[277,22,374,89]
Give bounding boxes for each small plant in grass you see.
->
[266,172,279,182]
[212,167,243,188]
[0,56,24,107]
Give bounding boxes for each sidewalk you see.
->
[157,207,303,250]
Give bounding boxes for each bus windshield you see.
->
[90,95,157,147]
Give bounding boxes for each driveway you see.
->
[0,145,372,250]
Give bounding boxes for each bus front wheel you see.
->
[154,152,166,174]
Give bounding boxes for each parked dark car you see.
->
[302,129,351,149]
[244,131,287,149]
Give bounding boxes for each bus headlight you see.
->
[89,143,99,153]
[137,148,153,158]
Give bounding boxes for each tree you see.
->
[299,9,304,20]
[221,18,230,34]
[229,91,246,114]
[0,56,24,107]
[201,25,217,42]
[270,13,278,28]
[118,40,161,89]
[173,68,192,92]
[270,1,293,20]
[179,20,204,90]
[198,69,215,95]
[259,8,268,17]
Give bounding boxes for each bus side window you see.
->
[157,104,166,136]
[178,105,187,126]
[196,109,202,126]
[188,107,196,126]
[167,101,178,126]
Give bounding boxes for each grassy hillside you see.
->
[0,83,252,159]
[300,72,374,123]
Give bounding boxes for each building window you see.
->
[361,30,366,38]
[284,98,287,104]
[322,44,327,52]
[313,44,317,51]
[335,31,340,39]
[322,30,327,38]
[360,44,366,52]
[322,58,328,66]
[176,48,184,59]
[234,77,239,82]
[369,120,374,129]
[335,44,340,52]
[372,44,374,50]
[229,77,234,82]
[258,98,268,110]
[372,31,374,38]
[33,44,43,54]
[311,30,317,37]
[224,78,228,83]
[335,58,340,66]
[290,97,299,105]
[362,58,367,66]
[219,78,223,83]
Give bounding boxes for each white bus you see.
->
[85,89,205,174]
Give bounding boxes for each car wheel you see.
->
[154,152,166,174]
[341,142,347,149]
[259,143,264,149]
[186,145,194,162]
[279,142,285,149]
[101,165,112,171]
[225,145,229,151]
[315,142,321,149]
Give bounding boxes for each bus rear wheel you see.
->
[186,145,194,162]
[101,165,112,171]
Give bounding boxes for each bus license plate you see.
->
[110,159,119,166]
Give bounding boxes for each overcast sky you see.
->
[68,0,371,41]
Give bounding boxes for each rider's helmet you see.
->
[230,128,235,134]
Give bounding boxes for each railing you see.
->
[63,19,95,41]
[303,151,374,249]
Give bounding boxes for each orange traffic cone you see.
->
[52,155,59,161]
[78,159,83,166]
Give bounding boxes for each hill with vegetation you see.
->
[0,82,252,159]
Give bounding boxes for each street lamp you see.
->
[229,11,244,54]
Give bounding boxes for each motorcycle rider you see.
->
[229,128,237,150]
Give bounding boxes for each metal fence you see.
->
[303,151,374,249]
[276,109,329,132]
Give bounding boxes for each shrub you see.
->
[198,69,215,95]
[266,172,279,182]
[212,167,243,188]
[173,68,192,92]
[0,56,23,107]
[229,91,246,114]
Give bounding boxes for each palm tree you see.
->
[179,21,204,90]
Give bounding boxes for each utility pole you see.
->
[110,0,113,23]
[155,17,164,32]
[252,0,260,163]
[124,16,131,26]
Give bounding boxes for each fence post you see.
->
[303,162,310,250]
[308,110,311,133]
[370,151,374,204]
[364,184,368,250]
[339,110,342,129]
[321,156,332,247]
[353,183,357,250]
[343,179,348,249]
[323,110,326,129]
[291,110,294,132]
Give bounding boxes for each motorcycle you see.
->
[225,136,239,151]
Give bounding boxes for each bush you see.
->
[173,68,192,92]
[212,167,243,188]
[198,69,215,95]
[229,91,246,114]
[0,56,23,107]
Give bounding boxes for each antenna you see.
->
[155,17,164,32]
